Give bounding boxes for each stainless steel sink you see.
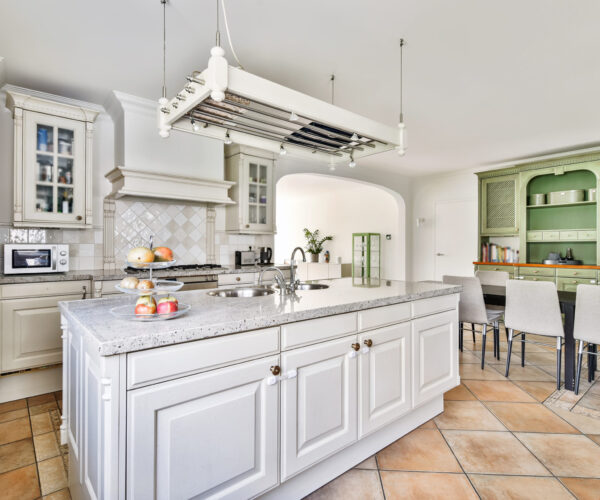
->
[294,283,329,290]
[207,287,276,298]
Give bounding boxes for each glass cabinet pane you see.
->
[36,185,53,213]
[249,205,257,224]
[37,154,53,182]
[57,128,74,155]
[58,158,73,185]
[249,184,257,204]
[259,165,267,184]
[259,206,267,225]
[36,124,54,153]
[249,163,258,183]
[259,185,267,205]
[58,187,73,214]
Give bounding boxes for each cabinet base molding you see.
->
[261,396,443,500]
[0,365,61,403]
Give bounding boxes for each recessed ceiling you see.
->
[1,0,599,175]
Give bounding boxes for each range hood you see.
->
[158,47,402,165]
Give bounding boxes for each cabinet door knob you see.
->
[364,339,373,347]
[76,215,83,221]
[245,224,250,228]
[351,343,361,351]
[82,286,87,299]
[270,365,281,375]
[236,277,241,281]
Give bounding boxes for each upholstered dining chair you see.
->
[504,280,564,390]
[443,275,503,369]
[476,270,510,360]
[574,284,600,395]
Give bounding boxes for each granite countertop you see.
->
[59,278,461,356]
[0,264,291,285]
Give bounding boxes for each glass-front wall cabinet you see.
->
[352,233,381,280]
[7,90,98,228]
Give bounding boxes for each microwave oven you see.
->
[3,244,70,274]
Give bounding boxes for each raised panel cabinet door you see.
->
[280,335,358,480]
[412,310,459,407]
[358,322,411,438]
[1,294,81,372]
[481,175,518,235]
[127,355,279,500]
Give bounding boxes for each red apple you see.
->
[154,246,173,262]
[135,296,157,315]
[157,295,178,314]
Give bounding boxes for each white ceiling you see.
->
[1,0,599,176]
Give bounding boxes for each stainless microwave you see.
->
[3,244,70,274]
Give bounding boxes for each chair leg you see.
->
[459,322,463,352]
[556,336,562,391]
[472,323,476,343]
[588,343,594,383]
[575,340,584,395]
[494,322,500,360]
[505,328,513,377]
[521,333,526,367]
[481,323,487,370]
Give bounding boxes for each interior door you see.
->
[127,355,279,500]
[434,200,477,281]
[280,335,358,480]
[358,322,411,438]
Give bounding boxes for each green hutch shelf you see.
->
[352,233,380,279]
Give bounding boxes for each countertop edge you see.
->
[473,261,600,270]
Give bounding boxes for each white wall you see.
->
[275,174,405,280]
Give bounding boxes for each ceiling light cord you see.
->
[330,74,335,105]
[397,38,406,156]
[215,0,221,47]
[220,0,245,69]
[161,0,167,99]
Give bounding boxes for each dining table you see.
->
[481,284,597,391]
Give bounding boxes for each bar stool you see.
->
[574,284,600,395]
[504,280,564,390]
[443,275,503,369]
[476,270,510,359]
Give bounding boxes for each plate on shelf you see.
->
[109,303,191,322]
[125,259,176,270]
[115,280,184,295]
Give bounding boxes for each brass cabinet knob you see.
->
[351,343,360,351]
[236,277,241,281]
[76,215,82,221]
[270,365,281,375]
[364,339,373,347]
[245,224,250,228]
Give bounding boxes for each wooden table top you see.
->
[474,262,600,270]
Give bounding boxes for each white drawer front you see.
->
[411,294,458,318]
[127,327,279,388]
[0,280,89,299]
[281,313,357,350]
[217,273,255,286]
[358,303,411,331]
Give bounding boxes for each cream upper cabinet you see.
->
[225,145,275,234]
[5,89,99,228]
[480,174,519,236]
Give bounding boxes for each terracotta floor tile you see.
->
[514,381,558,402]
[486,402,579,434]
[31,413,53,436]
[460,363,505,380]
[380,471,478,500]
[53,391,62,401]
[305,469,383,500]
[0,439,35,474]
[27,393,56,407]
[417,418,437,429]
[442,430,550,476]
[469,474,572,500]
[34,432,60,461]
[550,407,600,434]
[0,399,27,414]
[559,477,600,500]
[516,432,600,477]
[43,488,71,499]
[376,428,461,472]
[0,417,32,446]
[444,384,476,401]
[435,401,506,431]
[354,456,377,469]
[29,401,58,416]
[49,410,62,433]
[38,456,68,496]
[504,364,555,381]
[463,380,536,402]
[0,408,29,424]
[0,463,40,499]
[588,434,600,445]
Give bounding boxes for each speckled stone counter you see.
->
[0,264,290,285]
[59,279,461,356]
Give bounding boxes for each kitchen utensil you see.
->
[548,189,584,204]
[259,247,272,264]
[528,193,546,205]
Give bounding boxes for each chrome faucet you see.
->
[289,247,306,291]
[258,267,288,295]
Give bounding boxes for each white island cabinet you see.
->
[60,279,460,500]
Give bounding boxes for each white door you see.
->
[281,335,358,480]
[434,200,477,281]
[412,310,459,407]
[127,355,279,500]
[358,322,411,438]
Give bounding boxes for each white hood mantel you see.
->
[105,166,235,205]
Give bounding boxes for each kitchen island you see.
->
[60,278,460,500]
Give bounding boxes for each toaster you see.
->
[235,250,256,266]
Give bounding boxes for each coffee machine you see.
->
[259,247,272,265]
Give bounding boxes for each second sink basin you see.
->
[294,283,329,290]
[208,287,276,298]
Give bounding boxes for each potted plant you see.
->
[303,228,333,262]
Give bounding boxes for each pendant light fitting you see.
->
[397,38,406,156]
